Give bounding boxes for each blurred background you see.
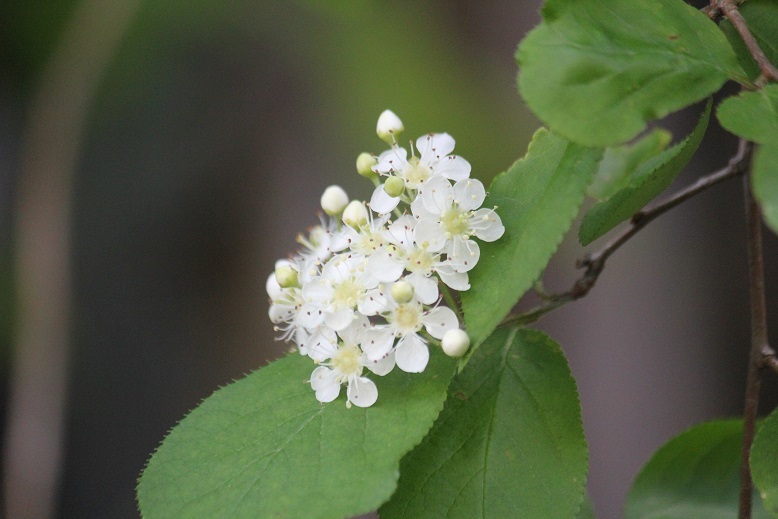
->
[0,1,776,518]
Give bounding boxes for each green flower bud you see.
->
[383,176,405,198]
[275,265,299,288]
[356,152,377,178]
[390,280,414,303]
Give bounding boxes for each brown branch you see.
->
[718,0,778,83]
[501,140,752,327]
[739,147,767,519]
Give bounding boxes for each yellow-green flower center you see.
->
[440,207,469,236]
[332,344,362,376]
[403,156,432,187]
[393,303,422,332]
[407,248,434,273]
[332,279,362,309]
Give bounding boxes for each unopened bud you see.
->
[356,152,377,178]
[383,176,405,198]
[391,280,414,303]
[376,109,404,144]
[275,265,299,288]
[320,185,349,216]
[343,200,368,228]
[441,329,470,358]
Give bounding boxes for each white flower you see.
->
[298,254,385,332]
[412,175,504,270]
[376,109,404,144]
[308,318,395,408]
[367,215,470,299]
[320,185,349,216]
[369,132,471,214]
[367,292,459,373]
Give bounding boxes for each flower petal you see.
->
[296,303,326,328]
[470,208,505,242]
[423,306,459,340]
[414,218,447,252]
[369,185,400,215]
[436,267,470,291]
[407,271,439,304]
[361,328,395,361]
[435,155,471,182]
[453,178,485,211]
[417,133,456,163]
[367,248,405,283]
[374,146,408,174]
[325,307,355,331]
[395,334,430,373]
[310,367,340,403]
[420,175,454,215]
[347,377,378,408]
[367,352,396,376]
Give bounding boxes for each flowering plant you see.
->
[138,1,778,517]
[267,110,504,407]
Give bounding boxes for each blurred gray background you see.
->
[0,1,776,518]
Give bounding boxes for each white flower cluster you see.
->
[267,110,504,408]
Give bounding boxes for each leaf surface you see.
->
[137,351,455,518]
[517,0,743,147]
[752,407,778,517]
[381,327,587,519]
[461,129,600,350]
[717,85,778,144]
[753,142,778,238]
[626,419,771,519]
[579,100,710,245]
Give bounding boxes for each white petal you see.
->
[417,133,456,163]
[420,175,454,215]
[361,328,395,361]
[434,155,471,182]
[436,268,470,291]
[453,178,485,211]
[367,249,405,283]
[358,288,388,316]
[302,277,332,303]
[347,377,378,408]
[423,306,459,340]
[387,215,416,247]
[375,147,408,174]
[268,303,293,324]
[367,352,396,376]
[470,208,505,242]
[369,185,400,214]
[414,218,447,252]
[338,314,369,345]
[395,335,430,373]
[325,307,355,331]
[447,238,480,271]
[308,331,339,362]
[296,303,326,328]
[266,273,282,299]
[407,271,439,305]
[310,367,340,403]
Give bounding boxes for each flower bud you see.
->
[320,185,349,216]
[356,152,377,178]
[342,200,368,228]
[441,329,470,358]
[274,265,299,288]
[383,176,405,198]
[390,280,414,303]
[376,109,404,144]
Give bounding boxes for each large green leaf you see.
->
[137,350,455,518]
[461,128,601,350]
[579,100,711,245]
[721,0,778,83]
[752,407,778,517]
[753,141,778,235]
[588,129,672,201]
[626,419,771,519]
[717,85,778,144]
[517,0,743,147]
[381,327,587,519]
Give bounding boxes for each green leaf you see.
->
[137,350,455,518]
[721,0,778,83]
[579,100,711,245]
[752,407,778,517]
[625,419,772,519]
[380,327,587,519]
[588,129,672,200]
[753,141,778,235]
[516,0,743,147]
[717,84,778,144]
[461,128,601,350]
[577,494,597,519]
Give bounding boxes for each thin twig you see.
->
[718,0,778,83]
[739,145,767,519]
[501,140,752,327]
